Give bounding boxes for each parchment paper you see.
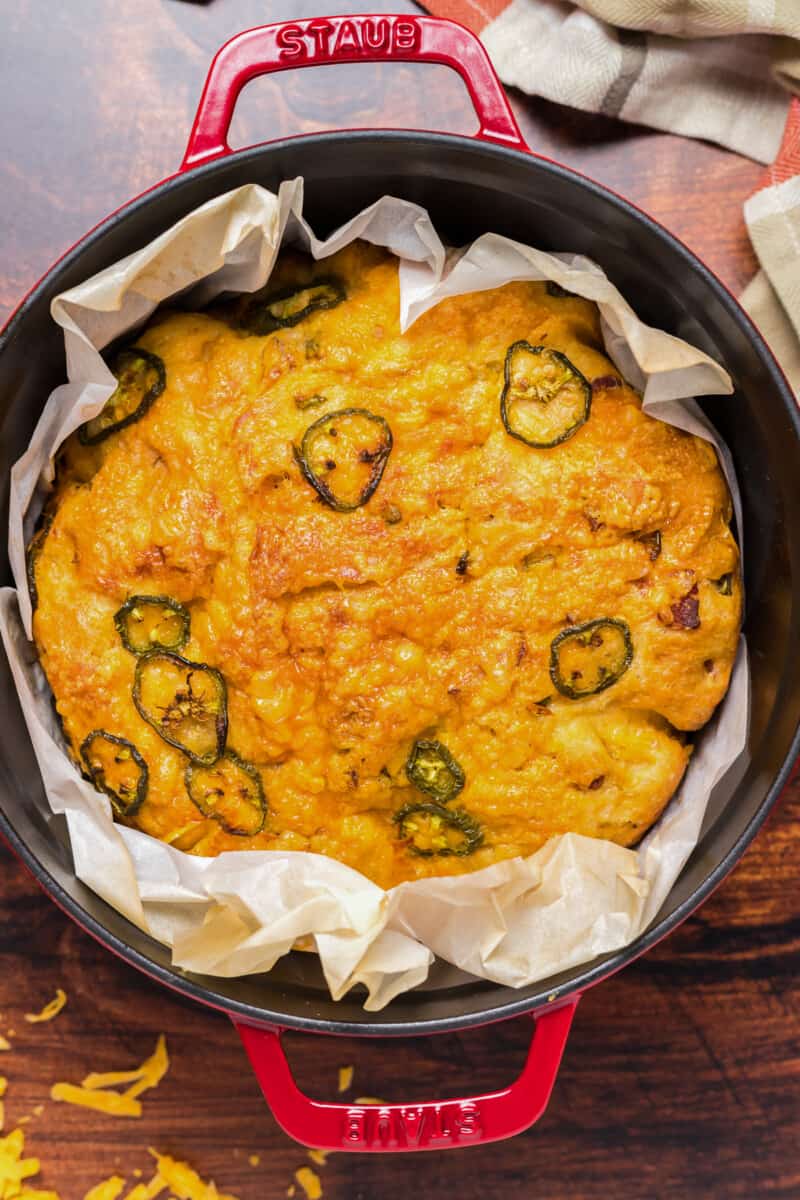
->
[0,180,749,1011]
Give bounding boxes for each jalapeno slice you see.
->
[114,595,190,656]
[295,407,393,512]
[394,801,483,858]
[501,342,591,449]
[26,510,54,612]
[240,278,346,335]
[712,573,734,595]
[79,347,166,446]
[133,651,227,764]
[185,750,266,837]
[550,618,633,699]
[405,739,465,803]
[80,730,148,817]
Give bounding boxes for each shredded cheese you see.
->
[148,1153,240,1200]
[121,1038,169,1103]
[0,1127,61,1200]
[294,1168,321,1200]
[247,1156,259,1167]
[306,1151,328,1168]
[336,1067,353,1094]
[82,1035,169,1100]
[0,1038,10,1053]
[83,1177,125,1200]
[121,1176,166,1200]
[24,992,67,1026]
[52,1035,169,1119]
[286,1188,295,1198]
[354,1097,385,1106]
[49,1085,141,1118]
[0,1082,6,1099]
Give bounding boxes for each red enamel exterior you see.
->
[235,1002,577,1151]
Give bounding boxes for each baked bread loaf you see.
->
[29,242,741,888]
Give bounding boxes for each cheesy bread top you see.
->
[30,242,741,888]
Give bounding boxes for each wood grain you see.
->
[0,2,797,1197]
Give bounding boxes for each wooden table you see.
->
[1,2,798,1197]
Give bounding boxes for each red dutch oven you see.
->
[1,14,799,1153]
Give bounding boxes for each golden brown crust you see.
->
[31,242,741,887]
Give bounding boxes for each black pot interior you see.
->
[1,133,798,1035]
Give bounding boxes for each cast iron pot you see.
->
[1,14,799,1153]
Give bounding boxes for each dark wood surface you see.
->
[1,2,798,1197]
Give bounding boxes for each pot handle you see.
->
[233,999,576,1152]
[181,14,528,170]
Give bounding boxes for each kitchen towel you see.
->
[424,0,800,395]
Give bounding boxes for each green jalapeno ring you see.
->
[114,594,190,656]
[240,277,346,336]
[185,749,266,837]
[294,407,393,513]
[80,730,148,818]
[549,617,634,700]
[500,341,592,450]
[79,347,166,446]
[26,509,54,612]
[405,739,465,804]
[132,650,227,765]
[712,573,734,596]
[393,801,483,858]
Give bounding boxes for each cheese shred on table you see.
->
[0,1128,60,1200]
[293,1168,321,1200]
[0,1056,240,1200]
[83,1177,125,1200]
[119,1175,166,1200]
[49,1086,141,1118]
[23,992,67,1026]
[336,1066,353,1094]
[148,1151,240,1200]
[51,1035,168,1119]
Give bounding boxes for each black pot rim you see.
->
[2,129,799,1037]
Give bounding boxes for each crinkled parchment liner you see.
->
[0,181,748,1011]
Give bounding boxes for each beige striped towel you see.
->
[425,0,800,395]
